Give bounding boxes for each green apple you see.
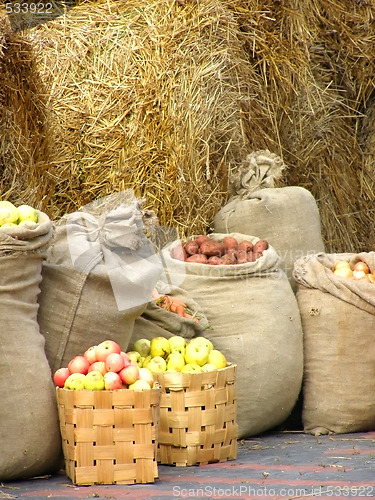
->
[150,336,171,359]
[0,201,19,226]
[84,371,105,390]
[0,222,18,229]
[17,204,38,223]
[181,363,203,374]
[127,351,144,367]
[64,373,86,390]
[201,363,217,372]
[128,379,151,391]
[145,355,167,373]
[184,339,210,366]
[166,352,185,372]
[132,338,151,358]
[168,335,186,355]
[207,349,227,369]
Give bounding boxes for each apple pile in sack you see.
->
[53,335,228,391]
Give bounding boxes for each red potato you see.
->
[195,235,211,246]
[184,240,200,255]
[236,250,248,264]
[185,253,208,264]
[221,251,237,265]
[171,244,187,261]
[200,239,225,257]
[247,252,259,262]
[223,236,238,252]
[208,256,223,265]
[253,239,269,254]
[238,240,253,252]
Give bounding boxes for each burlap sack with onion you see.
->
[294,252,375,435]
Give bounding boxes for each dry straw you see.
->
[28,0,252,234]
[1,0,375,252]
[0,17,56,211]
[56,387,160,485]
[228,0,375,253]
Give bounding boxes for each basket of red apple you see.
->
[53,340,160,486]
[127,335,238,467]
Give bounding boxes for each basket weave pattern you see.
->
[155,364,238,466]
[56,387,160,485]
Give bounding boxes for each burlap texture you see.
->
[0,212,63,481]
[294,252,375,435]
[161,233,304,438]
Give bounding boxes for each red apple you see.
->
[138,367,154,387]
[119,364,139,385]
[53,367,70,388]
[121,351,132,366]
[83,345,97,364]
[88,361,107,376]
[68,355,90,375]
[104,371,123,390]
[105,352,125,373]
[96,340,121,361]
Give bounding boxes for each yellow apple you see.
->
[181,363,203,374]
[168,335,186,355]
[166,352,185,372]
[207,349,227,369]
[150,336,171,359]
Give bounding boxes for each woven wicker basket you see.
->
[154,364,238,466]
[56,387,160,485]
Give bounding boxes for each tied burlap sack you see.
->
[0,211,63,481]
[213,151,325,290]
[294,252,375,435]
[161,233,304,438]
[130,281,210,346]
[38,194,162,372]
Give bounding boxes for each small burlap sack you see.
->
[38,193,162,372]
[130,281,210,346]
[161,233,304,438]
[294,252,375,435]
[0,211,63,481]
[213,151,325,290]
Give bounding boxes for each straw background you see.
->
[0,0,374,252]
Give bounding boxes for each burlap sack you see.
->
[0,211,63,481]
[161,233,304,438]
[38,197,162,372]
[294,252,375,435]
[213,151,325,290]
[130,282,210,346]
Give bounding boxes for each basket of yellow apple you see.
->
[53,340,160,486]
[128,335,238,467]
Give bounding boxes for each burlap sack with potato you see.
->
[161,232,304,438]
[0,211,63,481]
[294,252,375,435]
[38,192,162,373]
[213,150,325,290]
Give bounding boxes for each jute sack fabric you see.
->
[0,212,63,481]
[294,252,375,435]
[161,233,304,438]
[213,151,325,290]
[38,200,161,373]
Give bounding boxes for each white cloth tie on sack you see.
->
[65,201,163,311]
